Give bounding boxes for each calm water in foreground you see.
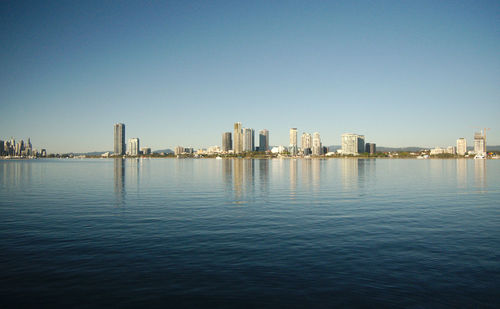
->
[0,158,499,308]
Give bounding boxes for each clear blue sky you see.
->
[1,0,499,152]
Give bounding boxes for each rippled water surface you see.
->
[1,158,499,308]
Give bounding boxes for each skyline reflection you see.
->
[113,158,125,206]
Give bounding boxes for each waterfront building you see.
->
[114,123,126,155]
[15,140,24,156]
[271,145,287,154]
[474,132,486,155]
[141,147,151,155]
[289,128,298,156]
[0,140,3,156]
[447,146,456,155]
[207,146,221,154]
[233,122,243,154]
[301,132,312,155]
[341,133,365,155]
[312,132,322,156]
[174,146,184,155]
[365,143,376,154]
[301,133,312,149]
[222,132,232,152]
[259,129,269,151]
[456,138,467,156]
[127,138,140,156]
[41,149,47,157]
[243,128,255,152]
[430,147,445,155]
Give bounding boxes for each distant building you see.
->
[447,146,456,155]
[456,138,467,156]
[271,145,287,154]
[341,133,365,155]
[430,147,446,155]
[0,140,4,156]
[289,128,298,156]
[174,146,184,155]
[301,132,312,155]
[41,149,47,157]
[222,132,232,152]
[312,132,322,156]
[127,138,140,156]
[243,128,255,152]
[114,123,126,155]
[365,143,376,154]
[259,129,269,151]
[474,132,486,155]
[141,147,151,155]
[233,122,243,154]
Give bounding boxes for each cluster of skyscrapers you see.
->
[453,131,487,156]
[220,123,375,156]
[0,137,46,157]
[113,123,150,156]
[221,123,270,154]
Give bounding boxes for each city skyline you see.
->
[1,1,499,152]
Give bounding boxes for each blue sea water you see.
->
[0,158,499,308]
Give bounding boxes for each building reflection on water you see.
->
[114,158,125,206]
[290,159,297,198]
[0,160,33,189]
[258,159,269,197]
[474,159,486,191]
[223,158,268,202]
[456,159,467,189]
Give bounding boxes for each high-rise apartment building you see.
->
[289,128,298,156]
[233,122,243,154]
[222,132,232,152]
[341,133,365,155]
[365,143,376,154]
[301,133,312,150]
[174,146,184,155]
[259,129,269,151]
[127,138,140,156]
[474,132,486,155]
[243,128,255,152]
[456,138,467,156]
[114,123,126,155]
[312,132,322,156]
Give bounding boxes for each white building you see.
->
[127,138,140,156]
[312,132,322,156]
[456,138,467,156]
[341,133,365,155]
[430,147,445,155]
[474,132,486,155]
[233,122,243,154]
[271,146,287,154]
[174,146,184,155]
[289,128,298,156]
[301,132,312,150]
